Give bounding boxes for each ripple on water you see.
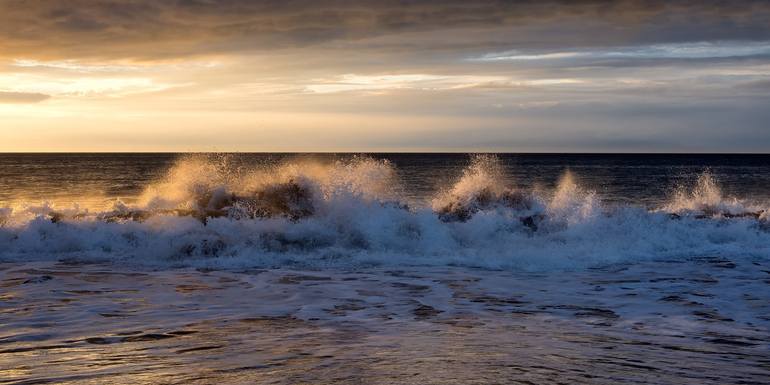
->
[0,260,768,384]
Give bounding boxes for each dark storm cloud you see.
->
[0,92,51,103]
[1,0,769,59]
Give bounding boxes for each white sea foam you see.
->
[0,155,768,270]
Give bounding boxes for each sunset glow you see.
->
[1,0,768,152]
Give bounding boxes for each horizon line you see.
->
[1,151,770,155]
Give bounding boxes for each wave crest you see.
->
[663,171,763,218]
[100,155,405,222]
[432,155,542,222]
[1,155,768,270]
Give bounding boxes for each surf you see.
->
[0,154,768,270]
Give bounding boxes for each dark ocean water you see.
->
[2,153,770,206]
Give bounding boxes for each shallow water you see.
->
[1,259,769,384]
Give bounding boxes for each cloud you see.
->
[1,1,769,60]
[2,0,769,152]
[737,78,770,91]
[303,73,585,94]
[11,59,220,73]
[0,74,187,98]
[12,59,145,73]
[474,42,770,62]
[0,91,50,103]
[304,74,507,93]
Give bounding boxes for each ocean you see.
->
[1,153,769,384]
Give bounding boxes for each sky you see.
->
[0,0,769,152]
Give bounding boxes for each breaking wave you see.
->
[1,155,768,270]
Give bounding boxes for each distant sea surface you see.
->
[2,153,770,206]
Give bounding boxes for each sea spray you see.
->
[432,154,543,222]
[0,155,768,270]
[663,171,760,217]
